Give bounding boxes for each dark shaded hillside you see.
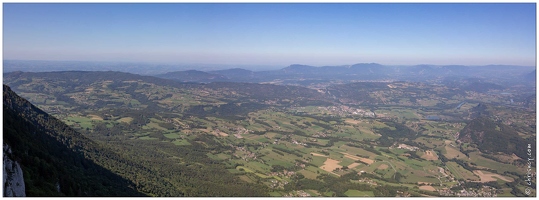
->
[3,85,147,196]
[458,117,534,159]
[468,103,490,119]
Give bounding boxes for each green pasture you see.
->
[172,139,190,146]
[469,152,524,174]
[345,190,374,197]
[445,161,478,181]
[138,136,158,140]
[64,115,94,129]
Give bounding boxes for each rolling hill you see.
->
[458,117,534,159]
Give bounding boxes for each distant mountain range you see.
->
[149,63,535,85]
[4,60,535,86]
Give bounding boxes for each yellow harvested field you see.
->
[320,158,342,176]
[310,152,328,157]
[473,170,514,183]
[118,117,134,123]
[88,114,103,120]
[199,128,211,133]
[84,88,94,93]
[211,130,228,137]
[345,119,362,124]
[347,163,360,169]
[419,186,436,191]
[219,132,228,137]
[377,164,388,170]
[421,150,439,161]
[357,157,374,165]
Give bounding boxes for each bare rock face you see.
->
[3,144,25,197]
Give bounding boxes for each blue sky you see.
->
[3,3,536,67]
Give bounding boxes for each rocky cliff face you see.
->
[3,144,25,197]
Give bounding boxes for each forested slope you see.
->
[3,84,149,196]
[3,84,269,196]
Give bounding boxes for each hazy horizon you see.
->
[4,3,536,67]
[4,58,536,69]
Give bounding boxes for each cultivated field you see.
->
[320,158,342,176]
[421,150,439,161]
[473,170,514,182]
